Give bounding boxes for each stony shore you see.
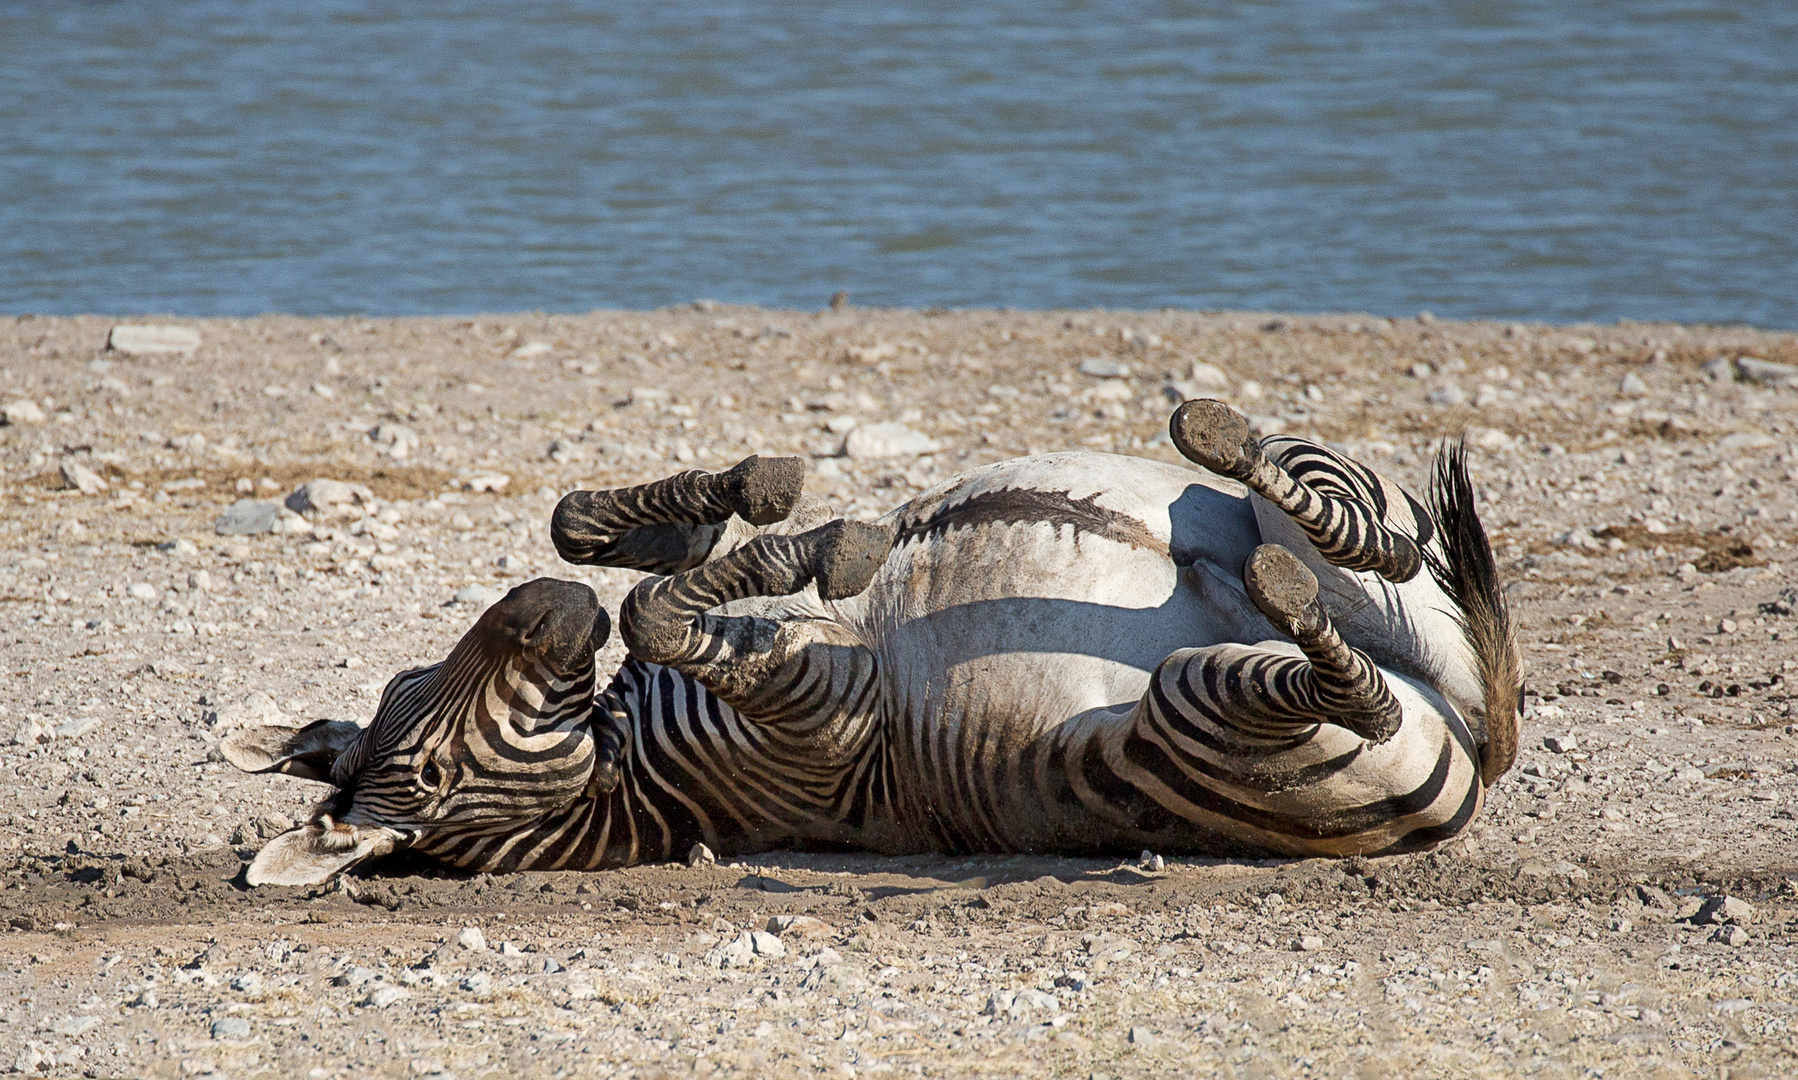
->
[3,307,1798,1078]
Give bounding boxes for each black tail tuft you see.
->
[1422,439,1523,785]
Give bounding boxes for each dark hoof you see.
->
[1243,544,1324,638]
[1342,705,1403,746]
[484,578,610,673]
[1170,399,1262,479]
[813,520,897,601]
[725,456,806,526]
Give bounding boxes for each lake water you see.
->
[2,1,1794,325]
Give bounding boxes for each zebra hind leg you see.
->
[1240,543,1402,742]
[1169,399,1420,583]
[551,455,806,573]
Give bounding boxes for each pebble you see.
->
[127,582,159,601]
[1716,431,1776,453]
[230,972,263,996]
[511,341,554,358]
[332,965,375,987]
[1185,361,1231,390]
[1542,734,1579,754]
[1078,358,1131,379]
[1,399,47,425]
[707,932,758,968]
[366,986,411,1008]
[286,478,371,515]
[459,972,494,996]
[1696,896,1754,926]
[452,584,505,607]
[209,1016,251,1040]
[1618,373,1648,397]
[843,422,942,459]
[1127,1026,1156,1046]
[1295,935,1325,952]
[158,537,199,555]
[109,324,200,355]
[53,716,100,740]
[749,931,785,958]
[215,500,279,536]
[687,842,717,867]
[1426,384,1468,407]
[189,570,214,592]
[456,926,489,952]
[1711,926,1750,947]
[1735,356,1798,386]
[464,474,510,493]
[766,914,831,939]
[59,460,107,494]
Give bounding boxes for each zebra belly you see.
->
[849,452,1267,732]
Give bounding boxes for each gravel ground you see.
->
[3,307,1798,1078]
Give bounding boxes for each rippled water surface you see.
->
[2,2,1794,323]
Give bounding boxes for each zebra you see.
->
[225,398,1522,886]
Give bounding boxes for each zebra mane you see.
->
[1421,439,1522,786]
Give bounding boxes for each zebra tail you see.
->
[1423,438,1523,786]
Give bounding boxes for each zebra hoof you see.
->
[812,520,897,601]
[1243,544,1325,638]
[724,455,806,526]
[1170,399,1262,480]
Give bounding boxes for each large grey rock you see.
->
[109,324,201,355]
[215,500,279,535]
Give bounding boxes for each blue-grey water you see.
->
[2,2,1795,325]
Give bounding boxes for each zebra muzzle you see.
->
[244,818,406,887]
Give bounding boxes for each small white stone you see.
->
[1618,372,1648,397]
[456,926,488,952]
[1426,384,1467,406]
[843,422,941,459]
[366,985,410,1008]
[464,474,510,493]
[1079,358,1131,378]
[453,584,505,608]
[511,341,555,358]
[687,842,717,867]
[749,931,785,958]
[127,582,158,601]
[1185,362,1231,390]
[1542,734,1579,754]
[59,460,107,494]
[108,324,201,355]
[1,400,46,425]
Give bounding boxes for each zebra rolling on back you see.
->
[225,399,1523,885]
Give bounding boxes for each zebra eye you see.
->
[419,761,443,790]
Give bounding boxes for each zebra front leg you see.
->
[619,518,896,720]
[551,454,806,573]
[1169,399,1421,583]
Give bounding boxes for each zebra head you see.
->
[223,578,611,886]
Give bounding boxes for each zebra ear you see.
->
[245,822,402,887]
[220,720,363,783]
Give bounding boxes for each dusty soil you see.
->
[2,307,1798,1079]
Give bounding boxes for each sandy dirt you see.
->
[2,307,1798,1078]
